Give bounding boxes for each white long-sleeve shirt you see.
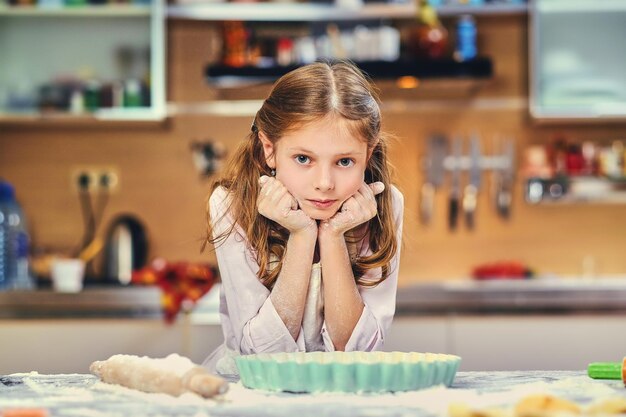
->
[203,185,404,377]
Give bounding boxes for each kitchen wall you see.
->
[1,15,626,284]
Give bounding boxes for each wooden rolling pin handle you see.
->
[181,366,229,397]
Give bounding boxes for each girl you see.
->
[203,60,404,378]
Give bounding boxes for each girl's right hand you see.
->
[257,176,316,234]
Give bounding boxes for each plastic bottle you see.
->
[455,15,477,62]
[0,180,34,291]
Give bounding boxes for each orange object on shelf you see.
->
[132,258,218,323]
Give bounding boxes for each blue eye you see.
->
[295,155,310,164]
[338,158,354,167]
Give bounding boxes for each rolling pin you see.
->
[90,354,228,398]
[587,356,626,385]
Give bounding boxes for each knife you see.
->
[448,136,462,231]
[496,138,515,219]
[420,135,447,225]
[462,134,482,230]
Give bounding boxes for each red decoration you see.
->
[472,261,533,280]
[132,258,218,323]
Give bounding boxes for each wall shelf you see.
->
[167,1,527,22]
[535,0,626,14]
[0,4,151,17]
[0,109,166,126]
[525,176,626,205]
[168,2,415,21]
[206,57,493,87]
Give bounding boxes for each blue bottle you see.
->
[456,15,477,61]
[0,180,34,291]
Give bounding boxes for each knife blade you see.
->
[463,134,482,230]
[420,135,447,225]
[496,138,515,219]
[448,136,462,231]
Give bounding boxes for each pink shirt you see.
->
[203,185,404,377]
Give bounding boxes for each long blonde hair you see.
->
[206,60,398,289]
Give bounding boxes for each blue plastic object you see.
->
[0,180,33,290]
[456,15,477,61]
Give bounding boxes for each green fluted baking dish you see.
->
[235,351,461,393]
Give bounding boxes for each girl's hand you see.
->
[257,176,316,234]
[320,182,385,236]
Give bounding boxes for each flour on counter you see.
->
[3,370,623,417]
[218,375,623,416]
[92,380,215,406]
[9,368,215,408]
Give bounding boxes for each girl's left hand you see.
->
[320,182,385,236]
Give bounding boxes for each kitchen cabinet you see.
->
[0,0,166,123]
[529,0,626,122]
[3,281,626,374]
[0,318,224,374]
[385,314,626,371]
[3,313,625,374]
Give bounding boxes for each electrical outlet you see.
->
[95,167,120,193]
[71,166,120,194]
[71,168,98,193]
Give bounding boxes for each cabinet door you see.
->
[530,0,626,122]
[452,314,626,371]
[0,319,181,374]
[0,0,166,122]
[384,316,449,353]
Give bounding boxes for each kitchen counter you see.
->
[396,278,626,314]
[0,286,164,319]
[2,278,626,319]
[1,371,625,417]
[3,280,626,374]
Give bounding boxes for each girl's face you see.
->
[260,117,370,221]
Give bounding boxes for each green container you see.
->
[587,359,624,380]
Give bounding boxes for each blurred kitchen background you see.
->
[1,0,626,375]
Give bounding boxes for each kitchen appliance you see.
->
[103,214,148,285]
